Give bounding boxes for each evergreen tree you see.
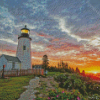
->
[76,67,80,73]
[42,55,49,76]
[62,61,65,69]
[32,64,35,68]
[58,63,60,69]
[82,70,85,75]
[65,63,68,69]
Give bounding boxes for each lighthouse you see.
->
[16,25,32,69]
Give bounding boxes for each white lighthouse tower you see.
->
[16,25,32,69]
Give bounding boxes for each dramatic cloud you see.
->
[52,16,90,42]
[0,0,100,72]
[31,44,49,52]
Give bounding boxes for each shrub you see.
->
[48,89,85,100]
[54,73,100,97]
[88,94,100,100]
[54,74,68,82]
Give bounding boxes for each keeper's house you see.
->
[0,54,21,71]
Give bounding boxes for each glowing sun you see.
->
[93,72,97,74]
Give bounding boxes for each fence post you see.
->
[2,65,5,78]
[17,70,18,76]
[39,68,40,75]
[19,70,20,76]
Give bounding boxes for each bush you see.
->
[88,94,100,100]
[54,72,100,97]
[54,74,68,82]
[48,89,85,100]
[63,79,72,89]
[86,81,100,95]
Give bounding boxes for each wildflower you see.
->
[77,97,80,100]
[56,95,59,97]
[62,90,64,93]
[53,89,55,91]
[78,92,80,94]
[73,89,75,92]
[78,92,80,95]
[65,91,67,93]
[48,97,51,100]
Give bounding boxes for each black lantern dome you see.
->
[18,25,31,40]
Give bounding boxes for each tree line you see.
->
[32,55,85,75]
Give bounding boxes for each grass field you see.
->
[0,75,34,100]
[47,71,63,76]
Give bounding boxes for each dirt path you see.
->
[34,76,59,99]
[18,77,40,100]
[18,76,58,100]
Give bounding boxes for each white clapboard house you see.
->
[0,54,21,71]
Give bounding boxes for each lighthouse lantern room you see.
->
[21,25,30,34]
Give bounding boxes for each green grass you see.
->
[0,75,34,100]
[47,72,63,76]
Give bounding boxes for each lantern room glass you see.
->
[21,29,29,34]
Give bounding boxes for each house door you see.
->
[12,62,15,70]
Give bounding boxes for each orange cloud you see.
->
[36,32,53,38]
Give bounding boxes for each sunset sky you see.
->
[0,0,100,73]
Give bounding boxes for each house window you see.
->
[23,45,26,50]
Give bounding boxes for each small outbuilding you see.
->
[33,65,42,69]
[0,54,21,71]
